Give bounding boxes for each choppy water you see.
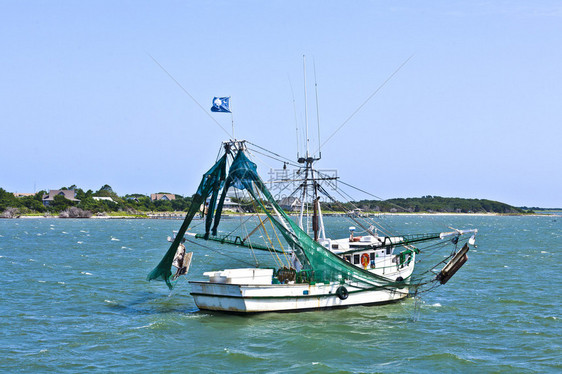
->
[1,215,560,373]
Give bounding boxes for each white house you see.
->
[278,196,302,212]
[93,196,116,203]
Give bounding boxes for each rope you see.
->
[249,196,285,268]
[268,214,291,265]
[234,187,259,267]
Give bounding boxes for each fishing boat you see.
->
[148,139,477,313]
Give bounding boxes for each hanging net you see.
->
[147,153,227,289]
[148,143,475,293]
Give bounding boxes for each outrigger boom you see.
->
[437,243,470,285]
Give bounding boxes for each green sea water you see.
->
[1,215,560,373]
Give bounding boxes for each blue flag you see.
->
[211,97,231,113]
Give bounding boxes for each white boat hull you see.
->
[189,281,409,313]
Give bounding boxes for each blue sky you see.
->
[1,1,561,208]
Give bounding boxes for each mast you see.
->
[317,188,326,240]
[297,56,325,240]
[312,176,320,242]
[298,160,308,230]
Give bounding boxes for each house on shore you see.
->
[279,196,302,212]
[42,190,80,206]
[223,197,241,212]
[13,193,35,198]
[203,196,241,213]
[347,208,365,217]
[93,196,116,203]
[151,193,176,201]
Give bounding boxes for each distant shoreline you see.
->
[8,212,558,220]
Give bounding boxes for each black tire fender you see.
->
[336,286,349,300]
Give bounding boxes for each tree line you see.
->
[0,185,193,216]
[1,186,531,217]
[322,195,529,214]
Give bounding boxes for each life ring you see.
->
[336,286,348,300]
[360,253,370,269]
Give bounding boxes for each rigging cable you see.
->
[247,141,301,167]
[184,237,256,267]
[147,53,231,138]
[314,54,414,155]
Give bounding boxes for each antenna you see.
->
[303,55,310,158]
[313,57,321,160]
[288,75,300,159]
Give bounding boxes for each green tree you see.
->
[95,185,118,198]
[154,199,173,212]
[0,188,21,211]
[20,194,46,212]
[74,188,87,200]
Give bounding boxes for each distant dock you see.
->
[146,212,186,219]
